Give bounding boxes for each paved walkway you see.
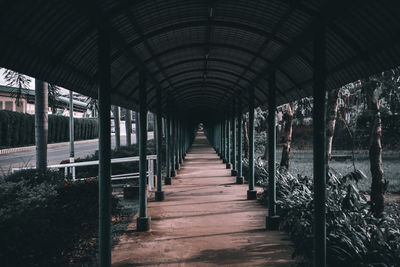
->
[112,132,294,266]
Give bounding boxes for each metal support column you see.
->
[175,118,180,170]
[137,71,150,231]
[98,26,111,267]
[226,118,231,169]
[222,120,227,163]
[155,87,164,201]
[170,116,176,177]
[231,102,237,176]
[266,70,280,230]
[313,22,327,267]
[69,90,75,180]
[236,97,244,184]
[165,108,172,185]
[247,87,257,200]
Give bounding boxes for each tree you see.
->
[326,88,341,169]
[243,115,249,158]
[48,83,61,114]
[1,69,31,106]
[361,76,386,215]
[113,105,120,149]
[280,102,294,169]
[124,108,132,146]
[86,97,98,117]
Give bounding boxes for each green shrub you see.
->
[0,169,121,266]
[245,159,400,266]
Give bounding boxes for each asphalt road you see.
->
[0,132,153,176]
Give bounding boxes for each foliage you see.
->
[0,169,121,266]
[243,160,400,266]
[0,110,98,148]
[1,69,31,106]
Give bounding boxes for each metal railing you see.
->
[11,155,157,190]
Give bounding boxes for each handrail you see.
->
[11,155,157,188]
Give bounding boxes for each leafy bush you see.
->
[244,160,400,266]
[0,169,121,266]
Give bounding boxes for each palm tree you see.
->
[1,68,31,107]
[48,83,61,114]
[280,102,294,169]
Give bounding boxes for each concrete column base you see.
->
[165,177,172,185]
[231,169,237,176]
[247,190,257,200]
[236,176,244,184]
[137,217,151,232]
[222,159,227,163]
[266,215,280,230]
[170,170,176,177]
[225,163,231,169]
[155,191,165,201]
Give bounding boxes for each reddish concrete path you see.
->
[112,131,294,266]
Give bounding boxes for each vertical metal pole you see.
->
[170,115,176,177]
[113,106,120,149]
[219,122,223,159]
[178,120,182,164]
[69,90,75,180]
[237,97,244,184]
[175,117,180,170]
[231,102,237,176]
[137,71,150,231]
[247,87,257,200]
[35,80,48,172]
[313,23,327,267]
[226,117,231,169]
[155,87,164,201]
[165,107,172,185]
[98,26,111,267]
[222,120,227,163]
[266,70,279,230]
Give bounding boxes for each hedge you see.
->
[0,170,121,266]
[0,110,99,148]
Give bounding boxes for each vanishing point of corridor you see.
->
[112,131,293,266]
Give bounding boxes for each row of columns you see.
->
[206,23,327,266]
[97,21,327,267]
[97,27,196,266]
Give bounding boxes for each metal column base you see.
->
[175,163,180,170]
[247,190,257,200]
[236,176,244,184]
[137,217,151,232]
[222,158,227,163]
[155,191,165,201]
[225,163,231,169]
[170,170,176,177]
[231,169,237,176]
[165,177,172,185]
[266,215,280,230]
[179,159,182,164]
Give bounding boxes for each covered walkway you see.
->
[112,131,293,266]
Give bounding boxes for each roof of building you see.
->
[0,0,399,120]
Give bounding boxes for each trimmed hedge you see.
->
[0,169,121,266]
[0,110,98,148]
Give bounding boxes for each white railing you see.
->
[11,155,157,190]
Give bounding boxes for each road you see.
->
[0,132,153,176]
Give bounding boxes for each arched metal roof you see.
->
[0,0,399,120]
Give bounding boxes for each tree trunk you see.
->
[113,105,120,149]
[280,102,294,169]
[243,117,249,158]
[326,88,340,169]
[366,86,386,215]
[35,80,48,172]
[125,108,132,146]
